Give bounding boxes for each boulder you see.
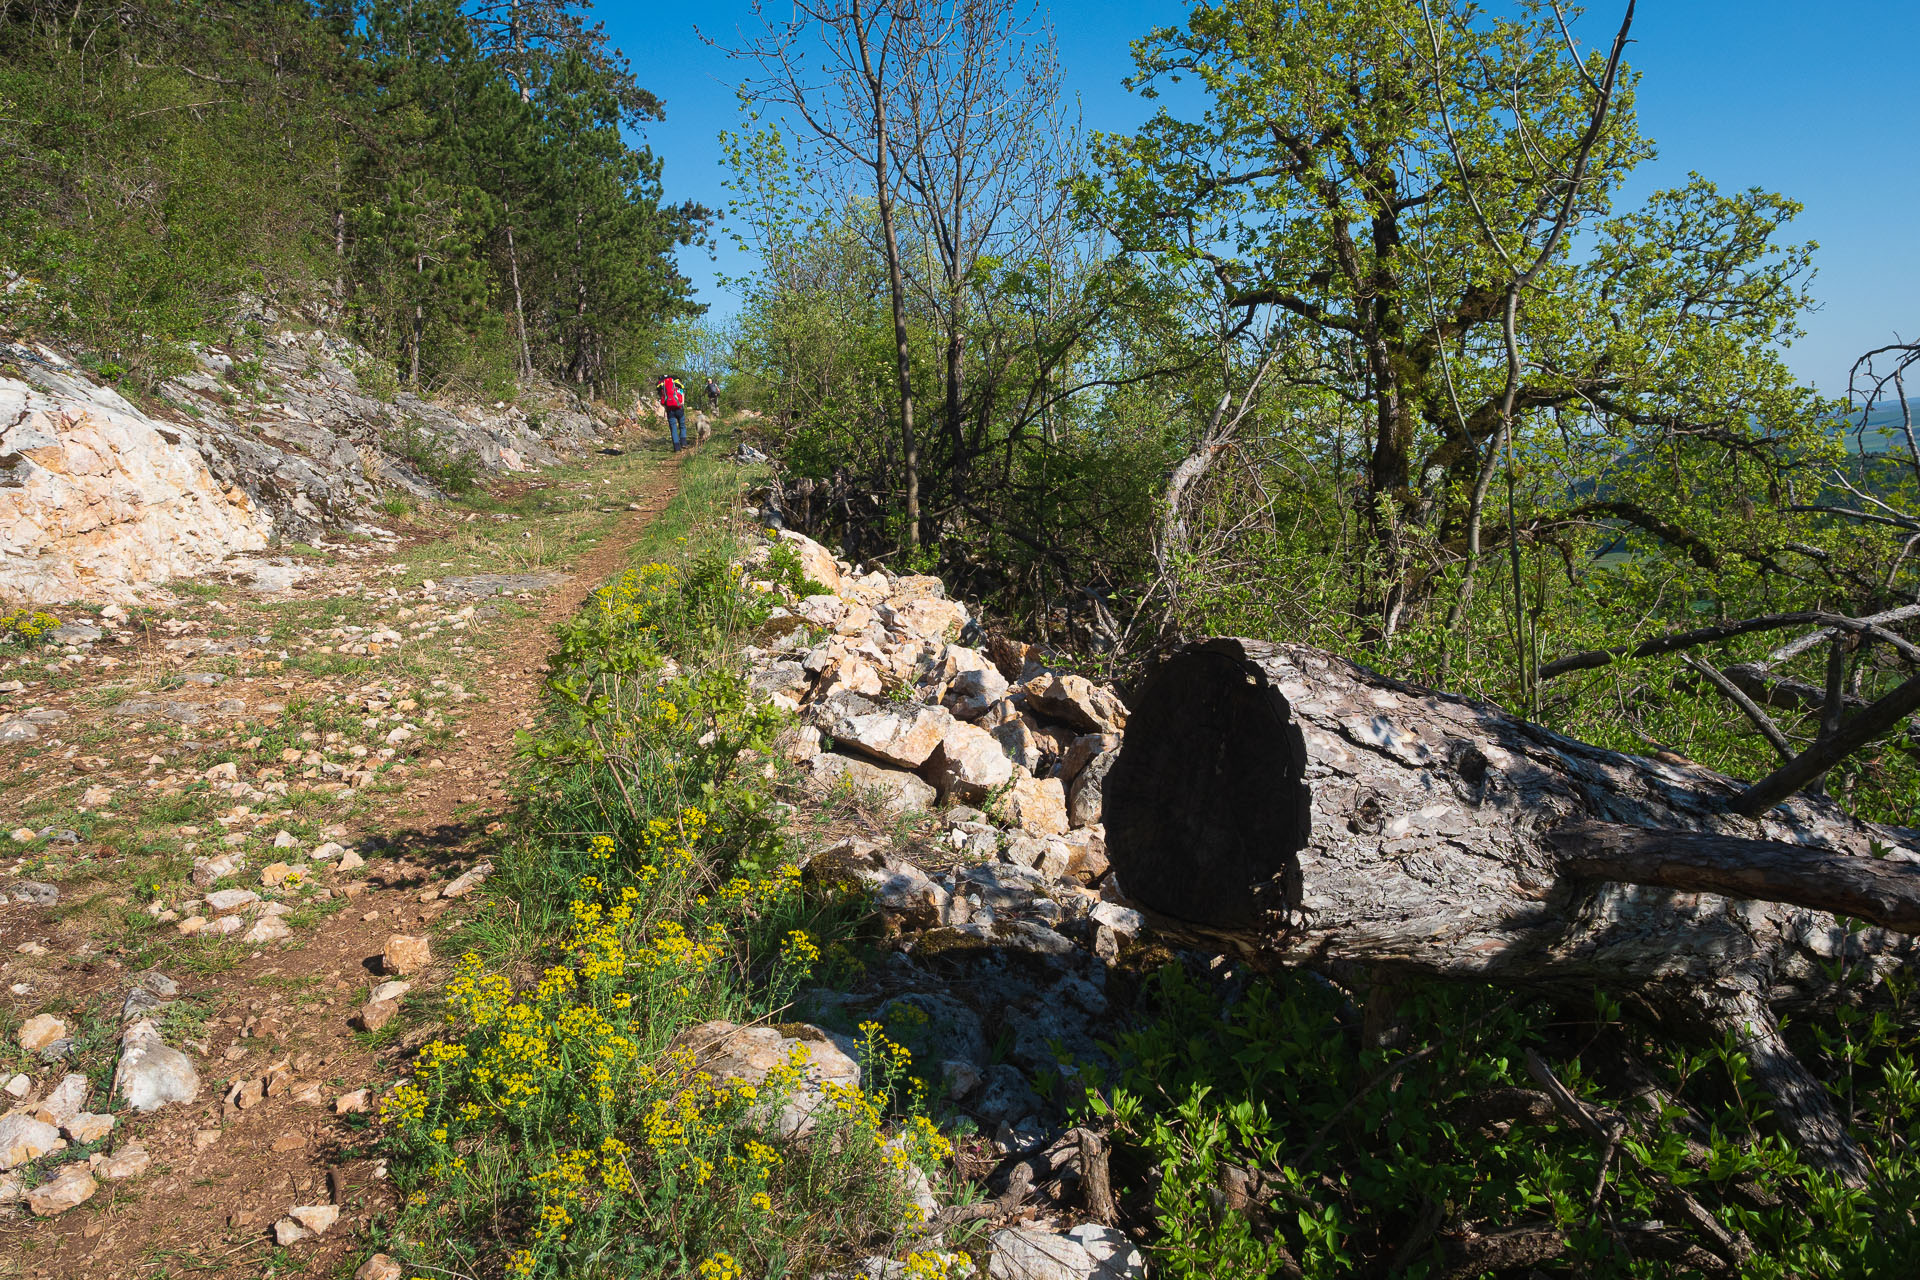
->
[945,666,1010,720]
[996,775,1070,836]
[1068,748,1119,829]
[988,1225,1146,1280]
[810,692,953,769]
[1022,673,1128,734]
[115,1018,200,1112]
[878,597,969,643]
[775,531,843,594]
[667,1020,862,1140]
[924,722,1015,802]
[803,753,937,819]
[989,716,1047,774]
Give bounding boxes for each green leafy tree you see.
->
[1086,0,1824,651]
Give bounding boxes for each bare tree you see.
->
[734,0,926,550]
[888,0,1061,481]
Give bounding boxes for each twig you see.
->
[1679,653,1793,759]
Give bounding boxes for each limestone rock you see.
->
[115,1018,200,1112]
[97,1146,151,1180]
[37,1073,89,1129]
[0,1115,63,1171]
[0,369,271,604]
[381,934,430,975]
[355,998,399,1032]
[356,1254,404,1280]
[988,1225,1146,1280]
[668,1020,861,1139]
[1068,748,1119,829]
[924,721,1015,802]
[242,916,292,944]
[17,1014,66,1054]
[191,852,243,888]
[204,888,259,915]
[944,665,1010,720]
[288,1204,339,1235]
[64,1113,113,1144]
[873,865,950,929]
[26,1164,96,1217]
[803,752,936,819]
[878,597,969,643]
[775,531,843,594]
[1021,673,1128,734]
[997,775,1070,836]
[810,692,953,769]
[989,716,1047,774]
[439,861,492,898]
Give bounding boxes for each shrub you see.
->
[0,609,61,646]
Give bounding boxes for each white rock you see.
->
[988,1225,1145,1280]
[288,1203,340,1235]
[26,1163,96,1216]
[17,1014,66,1053]
[38,1073,90,1128]
[242,916,292,944]
[924,721,1015,802]
[810,692,954,769]
[0,1114,63,1171]
[114,1018,200,1112]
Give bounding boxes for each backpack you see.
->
[659,377,684,408]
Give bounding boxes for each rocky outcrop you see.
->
[1,329,618,606]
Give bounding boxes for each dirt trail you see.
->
[0,452,683,1279]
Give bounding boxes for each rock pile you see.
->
[735,530,1149,1279]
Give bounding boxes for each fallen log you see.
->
[1104,638,1920,1182]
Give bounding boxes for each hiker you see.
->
[705,375,720,413]
[656,372,687,451]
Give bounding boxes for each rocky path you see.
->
[0,445,682,1278]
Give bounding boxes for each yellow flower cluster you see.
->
[708,863,803,915]
[588,561,679,635]
[779,929,821,977]
[697,1253,743,1280]
[901,1250,973,1279]
[0,610,60,644]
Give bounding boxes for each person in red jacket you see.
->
[656,373,687,451]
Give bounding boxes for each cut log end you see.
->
[1103,640,1311,928]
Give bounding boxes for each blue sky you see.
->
[608,0,1918,393]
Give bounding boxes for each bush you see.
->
[383,419,480,496]
[0,609,61,647]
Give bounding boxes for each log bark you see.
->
[1104,638,1920,1181]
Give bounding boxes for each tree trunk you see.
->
[504,208,533,381]
[851,7,920,552]
[409,252,424,387]
[1104,637,1920,1182]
